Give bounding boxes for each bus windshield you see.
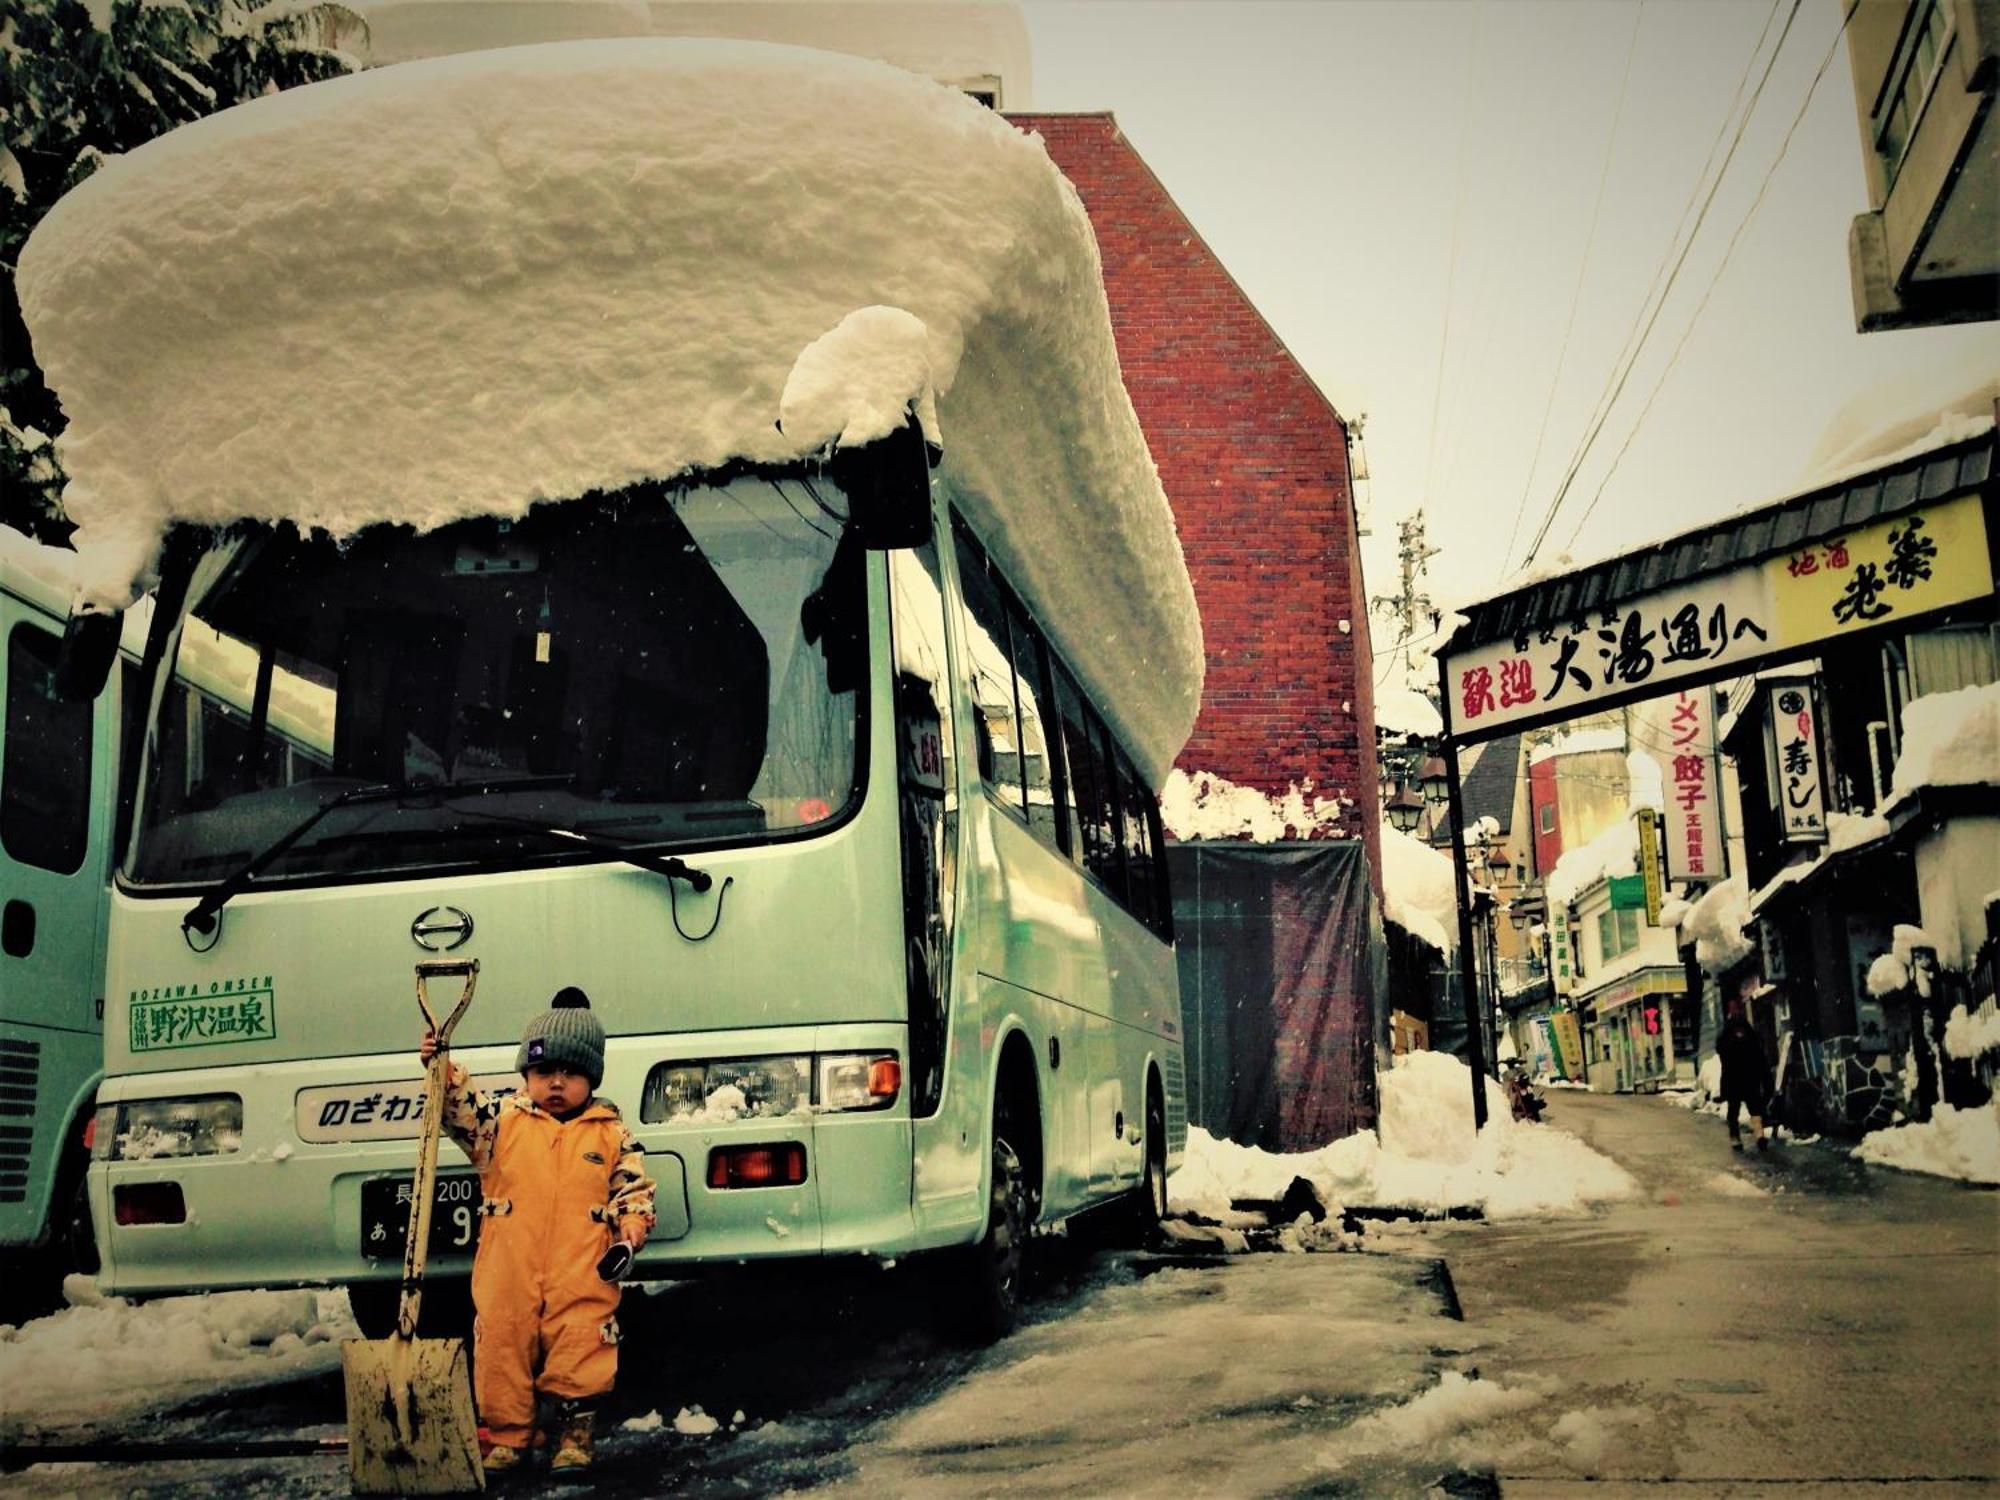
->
[128,474,866,888]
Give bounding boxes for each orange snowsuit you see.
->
[440,1065,655,1447]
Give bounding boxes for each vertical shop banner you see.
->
[1549,903,1575,995]
[1635,687,1722,880]
[1636,809,1664,923]
[1545,1011,1584,1080]
[1764,681,1825,842]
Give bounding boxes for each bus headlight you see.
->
[91,1096,243,1161]
[817,1053,900,1112]
[640,1051,899,1122]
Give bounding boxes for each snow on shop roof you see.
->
[1885,682,2000,810]
[17,38,1202,781]
[1526,724,1625,766]
[1680,872,1752,972]
[1374,684,1443,740]
[1379,824,1455,951]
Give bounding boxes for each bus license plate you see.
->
[360,1173,481,1259]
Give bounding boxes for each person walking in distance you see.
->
[420,987,655,1475]
[1716,1000,1771,1153]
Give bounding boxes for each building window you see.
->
[1875,0,1955,185]
[1596,906,1641,963]
[1538,802,1556,834]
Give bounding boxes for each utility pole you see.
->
[1369,509,1444,681]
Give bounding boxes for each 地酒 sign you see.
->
[1443,492,1992,734]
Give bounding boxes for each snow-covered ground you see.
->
[1853,1102,2000,1186]
[0,1280,357,1439]
[1171,1051,1638,1222]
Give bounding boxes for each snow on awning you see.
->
[18,38,1202,782]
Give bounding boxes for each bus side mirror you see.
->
[828,413,936,550]
[55,609,122,701]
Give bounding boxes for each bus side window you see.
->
[952,527,1022,810]
[1114,744,1158,932]
[2,623,94,875]
[1001,594,1064,856]
[1089,710,1130,904]
[1053,663,1110,876]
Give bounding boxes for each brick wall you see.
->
[1011,113,1381,884]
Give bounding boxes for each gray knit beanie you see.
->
[516,986,605,1088]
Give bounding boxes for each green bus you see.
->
[37,41,1197,1340]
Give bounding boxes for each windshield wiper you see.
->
[444,806,715,892]
[180,773,581,940]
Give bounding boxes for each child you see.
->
[420,986,655,1475]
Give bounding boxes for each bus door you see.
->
[0,600,109,1037]
[0,595,112,1248]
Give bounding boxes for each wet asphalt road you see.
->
[1435,1090,2000,1498]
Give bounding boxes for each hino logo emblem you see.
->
[411,906,474,952]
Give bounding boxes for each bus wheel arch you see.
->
[945,1027,1041,1344]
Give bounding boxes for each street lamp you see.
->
[1384,779,1425,833]
[1417,753,1449,805]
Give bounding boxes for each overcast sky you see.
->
[1019,0,1995,640]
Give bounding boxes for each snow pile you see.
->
[1852,1102,2000,1185]
[1682,874,1753,971]
[1866,952,1909,998]
[17,38,1202,781]
[0,1279,357,1435]
[1944,1002,2000,1060]
[777,304,938,453]
[1169,1052,1637,1221]
[1378,823,1457,951]
[1887,682,2000,809]
[1326,1370,1541,1459]
[1159,767,1349,843]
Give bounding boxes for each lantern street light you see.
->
[1417,753,1450,805]
[1384,779,1426,833]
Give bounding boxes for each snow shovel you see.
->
[342,959,485,1495]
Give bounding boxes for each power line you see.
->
[1500,1,1647,579]
[1562,1,1863,551]
[1422,3,1486,505]
[1518,0,1800,572]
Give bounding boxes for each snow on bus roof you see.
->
[18,37,1202,781]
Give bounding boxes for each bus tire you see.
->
[948,1129,1031,1345]
[1136,1082,1168,1236]
[0,1146,99,1324]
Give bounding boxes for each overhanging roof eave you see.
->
[1441,428,1996,660]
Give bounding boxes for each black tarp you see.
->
[1166,841,1385,1151]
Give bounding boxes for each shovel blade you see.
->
[341,1336,483,1495]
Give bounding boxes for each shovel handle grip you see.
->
[414,959,479,1046]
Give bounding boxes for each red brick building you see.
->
[1013,113,1384,1146]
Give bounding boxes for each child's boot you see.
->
[482,1441,528,1477]
[550,1404,596,1473]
